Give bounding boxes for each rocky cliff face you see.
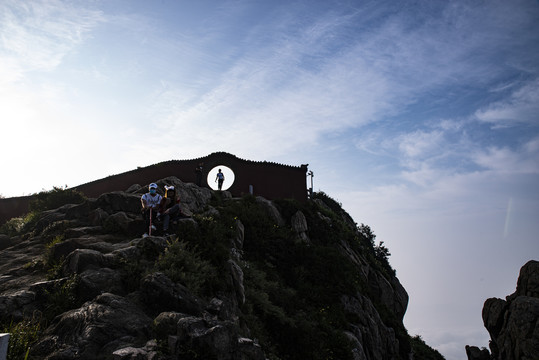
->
[466,260,539,360]
[0,177,422,360]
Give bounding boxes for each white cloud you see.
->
[475,79,539,127]
[472,137,539,174]
[0,0,104,74]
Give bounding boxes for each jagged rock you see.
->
[111,244,141,261]
[33,293,152,359]
[515,259,539,298]
[130,236,168,260]
[232,219,244,250]
[112,346,148,360]
[97,191,142,214]
[64,200,94,220]
[255,196,284,226]
[140,272,203,316]
[102,211,144,235]
[62,248,109,275]
[368,268,408,321]
[291,210,309,243]
[89,207,109,226]
[237,337,265,360]
[341,293,401,360]
[64,226,104,238]
[465,345,490,360]
[205,297,236,321]
[227,260,245,305]
[126,184,143,194]
[497,296,539,358]
[49,237,120,266]
[169,316,264,360]
[483,297,507,339]
[33,210,66,234]
[0,179,422,360]
[154,176,213,214]
[344,331,368,360]
[153,311,189,339]
[112,340,159,360]
[78,268,126,301]
[203,206,220,218]
[0,289,37,322]
[104,211,132,233]
[28,278,67,295]
[468,260,539,360]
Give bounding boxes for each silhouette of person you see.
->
[195,162,204,186]
[215,169,225,191]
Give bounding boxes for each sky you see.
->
[1,0,538,358]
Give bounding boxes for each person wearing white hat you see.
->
[141,183,162,237]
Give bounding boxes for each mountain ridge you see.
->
[0,176,444,359]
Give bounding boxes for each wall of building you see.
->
[0,152,309,224]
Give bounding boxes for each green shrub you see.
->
[410,335,446,360]
[155,239,218,297]
[43,276,80,322]
[1,313,41,360]
[230,197,356,360]
[43,235,64,279]
[0,217,25,236]
[122,258,146,292]
[29,186,86,213]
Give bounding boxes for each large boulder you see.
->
[0,289,37,322]
[515,259,539,298]
[49,237,115,264]
[97,192,142,215]
[291,210,309,243]
[139,272,203,316]
[153,176,213,214]
[78,268,126,301]
[167,316,265,360]
[467,260,539,360]
[112,340,159,360]
[153,311,189,339]
[465,345,490,360]
[33,293,152,359]
[62,248,109,275]
[226,260,245,306]
[367,268,408,322]
[341,293,401,360]
[255,197,285,226]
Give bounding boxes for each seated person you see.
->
[141,183,163,237]
[161,185,186,234]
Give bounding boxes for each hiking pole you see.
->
[149,207,153,236]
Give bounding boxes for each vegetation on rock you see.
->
[0,180,445,360]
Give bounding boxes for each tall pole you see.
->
[307,170,314,198]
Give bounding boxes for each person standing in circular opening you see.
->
[215,169,225,191]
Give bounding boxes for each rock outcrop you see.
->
[0,177,425,360]
[466,260,539,360]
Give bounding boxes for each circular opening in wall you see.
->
[207,165,235,191]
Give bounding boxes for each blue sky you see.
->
[1,1,538,358]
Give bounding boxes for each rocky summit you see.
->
[1,176,443,360]
[466,260,539,360]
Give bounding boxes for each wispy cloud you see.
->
[0,0,104,75]
[472,137,539,174]
[475,79,539,127]
[136,0,539,166]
